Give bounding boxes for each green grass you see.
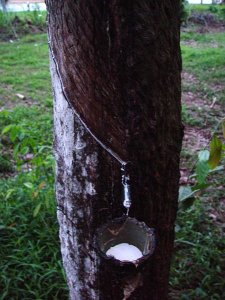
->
[182,104,203,127]
[182,46,225,76]
[182,45,225,81]
[174,11,225,299]
[0,10,47,35]
[0,106,69,299]
[0,30,68,298]
[0,176,68,300]
[170,198,225,300]
[181,31,225,45]
[0,34,51,106]
[181,32,225,107]
[173,161,225,299]
[188,4,225,13]
[187,4,225,21]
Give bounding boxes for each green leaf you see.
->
[2,124,13,135]
[192,182,209,191]
[13,143,20,158]
[179,186,199,210]
[179,186,197,202]
[175,224,181,233]
[18,131,26,141]
[5,189,15,200]
[37,145,52,153]
[45,197,50,209]
[33,203,42,217]
[9,126,20,142]
[196,161,210,184]
[24,182,34,189]
[20,146,29,155]
[181,197,196,210]
[0,110,9,117]
[198,150,209,162]
[208,135,222,169]
[24,138,36,150]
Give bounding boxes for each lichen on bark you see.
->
[50,54,100,299]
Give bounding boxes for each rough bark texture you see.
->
[47,1,183,299]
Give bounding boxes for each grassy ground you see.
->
[0,6,224,300]
[169,9,225,299]
[0,10,46,41]
[0,34,51,107]
[0,34,69,299]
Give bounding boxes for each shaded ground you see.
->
[180,69,224,182]
[169,11,225,299]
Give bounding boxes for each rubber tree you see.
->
[46,1,183,299]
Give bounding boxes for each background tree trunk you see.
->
[0,0,7,12]
[47,1,183,299]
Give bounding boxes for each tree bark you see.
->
[47,1,183,299]
[0,0,7,11]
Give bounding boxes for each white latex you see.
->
[106,243,142,261]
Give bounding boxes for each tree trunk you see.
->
[47,1,183,299]
[0,0,7,12]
